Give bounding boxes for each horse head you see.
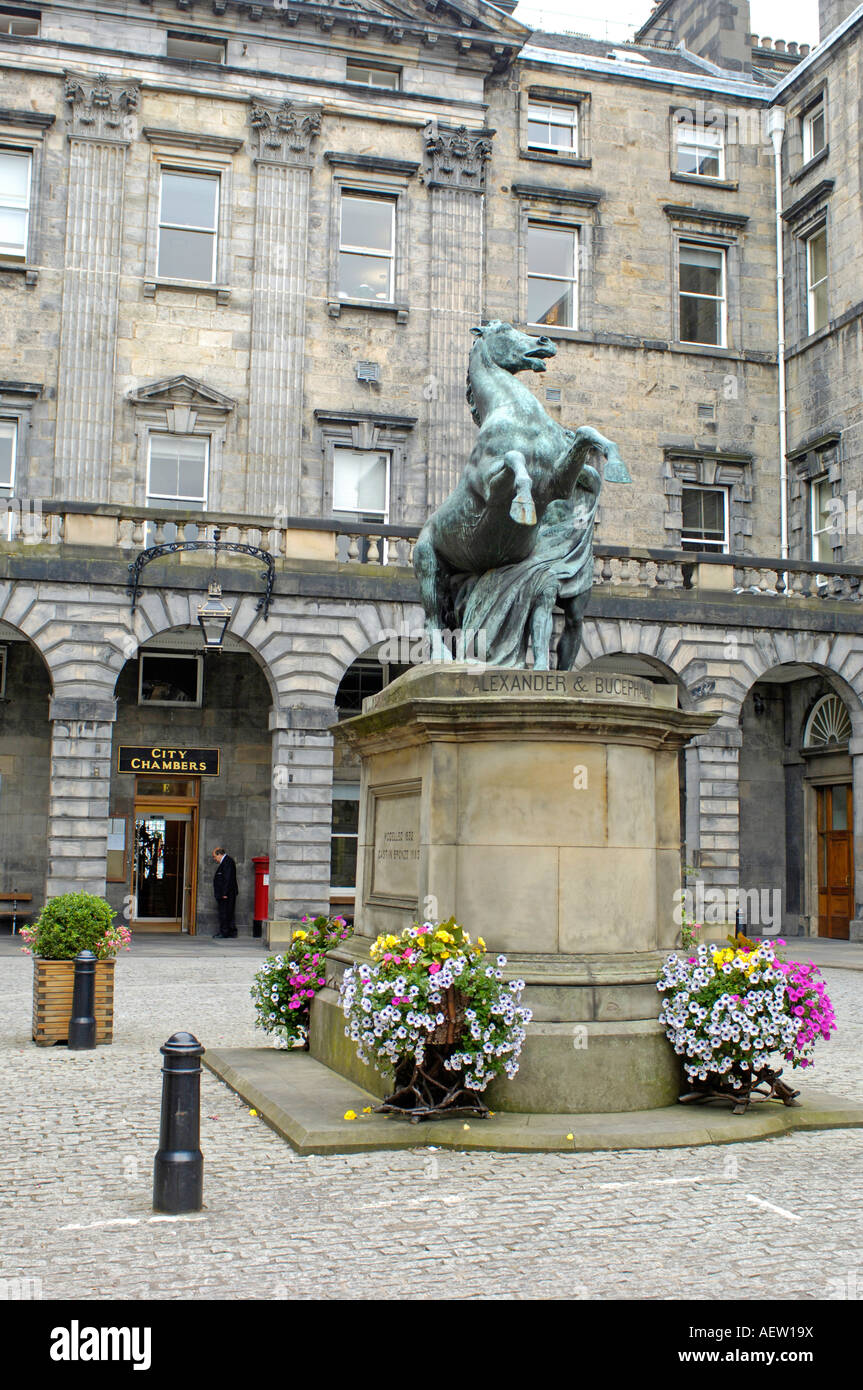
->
[470,320,557,375]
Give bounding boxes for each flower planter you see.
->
[679,1063,800,1115]
[32,957,116,1046]
[376,989,490,1122]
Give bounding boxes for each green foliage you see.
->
[25,892,123,960]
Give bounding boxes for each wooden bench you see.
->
[0,892,33,935]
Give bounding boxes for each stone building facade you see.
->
[1,0,862,941]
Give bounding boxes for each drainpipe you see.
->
[767,105,788,562]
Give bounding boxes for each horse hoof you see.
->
[510,497,537,526]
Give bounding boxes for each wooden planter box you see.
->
[32,957,116,1046]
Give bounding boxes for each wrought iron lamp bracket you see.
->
[128,532,275,619]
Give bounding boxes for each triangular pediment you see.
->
[257,0,529,43]
[127,375,236,411]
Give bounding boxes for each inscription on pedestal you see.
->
[368,780,421,907]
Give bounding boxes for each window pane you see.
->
[333,450,388,515]
[346,62,398,88]
[527,119,550,146]
[809,229,827,285]
[166,35,226,62]
[679,245,723,296]
[332,797,360,834]
[149,436,207,502]
[528,278,573,327]
[0,151,30,204]
[157,227,215,280]
[0,206,27,255]
[340,195,393,253]
[811,280,828,332]
[528,224,574,278]
[831,786,848,831]
[677,143,721,177]
[160,172,218,229]
[0,420,15,489]
[680,294,721,344]
[330,836,358,888]
[338,250,391,300]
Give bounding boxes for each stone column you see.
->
[424,125,492,511]
[848,736,863,940]
[246,100,321,520]
[691,724,742,912]
[47,698,116,899]
[269,705,335,920]
[54,74,138,501]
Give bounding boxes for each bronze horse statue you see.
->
[413,320,631,667]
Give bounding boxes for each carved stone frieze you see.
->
[425,124,493,192]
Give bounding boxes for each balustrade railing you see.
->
[3,503,863,603]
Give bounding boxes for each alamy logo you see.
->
[50,1321,152,1371]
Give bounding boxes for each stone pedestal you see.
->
[312,664,716,1113]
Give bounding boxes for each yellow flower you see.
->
[477,937,486,950]
[249,1109,258,1117]
[292,930,308,941]
[361,1106,372,1114]
[344,1110,357,1121]
[566,1132,574,1141]
[416,935,426,947]
[440,951,450,960]
[463,1123,470,1131]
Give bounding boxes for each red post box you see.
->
[252,855,270,938]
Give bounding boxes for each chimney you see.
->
[635,0,753,72]
[819,1,860,40]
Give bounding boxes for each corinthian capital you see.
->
[425,124,493,192]
[64,72,139,142]
[248,98,322,166]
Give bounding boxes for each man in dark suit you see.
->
[212,847,238,938]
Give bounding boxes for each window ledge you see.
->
[520,150,592,170]
[328,298,409,324]
[790,146,829,185]
[670,341,736,359]
[526,324,587,342]
[143,278,231,303]
[670,172,739,192]
[0,260,37,285]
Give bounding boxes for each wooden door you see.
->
[816,784,853,939]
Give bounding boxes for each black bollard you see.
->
[68,950,97,1050]
[153,1031,204,1214]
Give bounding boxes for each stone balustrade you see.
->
[3,504,863,603]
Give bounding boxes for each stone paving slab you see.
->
[203,1046,863,1155]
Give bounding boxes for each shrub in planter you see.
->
[21,893,130,1046]
[20,892,129,960]
[251,914,352,1049]
[339,918,532,1119]
[658,937,836,1112]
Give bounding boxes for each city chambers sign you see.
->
[117,745,221,776]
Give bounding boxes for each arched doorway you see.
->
[739,663,857,939]
[110,628,273,935]
[0,619,51,932]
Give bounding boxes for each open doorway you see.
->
[131,779,199,932]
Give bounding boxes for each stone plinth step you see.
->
[202,1047,863,1156]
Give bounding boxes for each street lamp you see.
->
[196,581,233,650]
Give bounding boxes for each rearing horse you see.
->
[414,320,630,641]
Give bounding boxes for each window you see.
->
[806,226,828,334]
[527,223,578,328]
[678,242,726,346]
[147,434,208,509]
[0,8,39,35]
[345,61,399,89]
[675,123,724,179]
[166,32,226,64]
[811,474,834,562]
[527,102,578,153]
[0,419,15,496]
[338,193,395,302]
[139,652,202,706]
[157,170,219,282]
[803,100,826,162]
[333,448,389,523]
[681,485,729,552]
[0,148,30,260]
[330,785,360,891]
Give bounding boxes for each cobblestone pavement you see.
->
[1,940,862,1302]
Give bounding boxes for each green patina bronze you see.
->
[413,320,631,668]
